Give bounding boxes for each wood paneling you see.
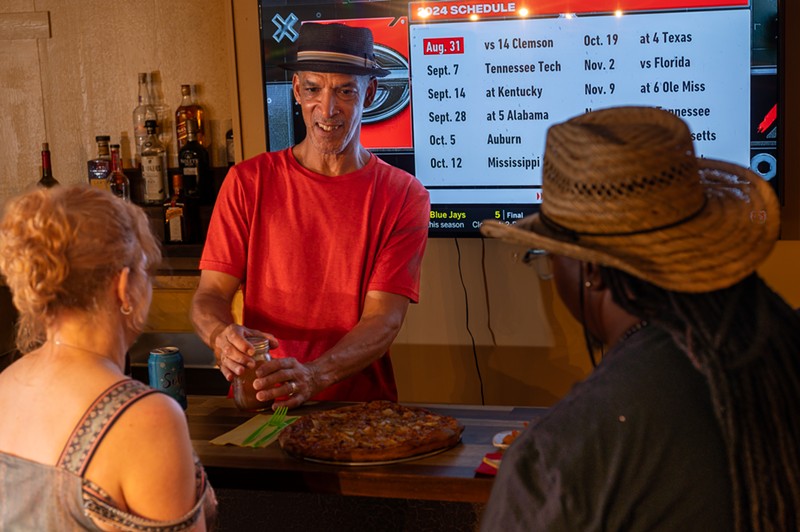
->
[0,0,236,205]
[0,38,46,198]
[0,11,50,40]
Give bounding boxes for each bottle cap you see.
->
[145,119,157,130]
[95,135,111,142]
[245,335,270,354]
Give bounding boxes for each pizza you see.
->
[278,400,464,463]
[501,422,529,446]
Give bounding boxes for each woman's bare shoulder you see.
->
[113,390,192,444]
[86,388,198,518]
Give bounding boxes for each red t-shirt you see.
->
[200,149,430,401]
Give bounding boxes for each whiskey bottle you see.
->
[178,118,212,204]
[140,120,167,204]
[175,84,205,150]
[164,173,192,243]
[109,144,130,201]
[87,135,111,190]
[132,72,158,164]
[37,142,59,188]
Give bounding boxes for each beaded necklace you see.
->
[618,320,649,344]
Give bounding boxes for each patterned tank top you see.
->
[0,379,216,531]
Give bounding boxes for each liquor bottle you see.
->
[109,144,130,201]
[37,142,59,188]
[178,118,212,204]
[175,84,205,150]
[148,72,173,165]
[140,120,167,204]
[132,72,158,164]
[87,135,112,190]
[164,173,192,243]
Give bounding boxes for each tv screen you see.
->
[258,0,779,237]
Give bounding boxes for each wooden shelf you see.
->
[125,166,230,266]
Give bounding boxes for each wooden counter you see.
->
[186,395,545,504]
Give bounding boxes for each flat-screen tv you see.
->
[258,0,780,237]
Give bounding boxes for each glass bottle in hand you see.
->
[233,336,272,412]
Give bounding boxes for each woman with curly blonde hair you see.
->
[0,185,216,531]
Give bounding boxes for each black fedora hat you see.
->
[279,23,390,78]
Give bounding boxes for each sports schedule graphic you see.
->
[259,0,773,235]
[408,0,751,213]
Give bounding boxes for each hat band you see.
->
[297,50,379,70]
[539,195,709,242]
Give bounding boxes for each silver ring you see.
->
[288,381,298,396]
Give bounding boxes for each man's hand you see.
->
[253,356,319,408]
[191,270,281,382]
[211,323,279,382]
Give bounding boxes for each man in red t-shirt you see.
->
[191,23,429,407]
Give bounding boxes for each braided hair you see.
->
[601,267,800,531]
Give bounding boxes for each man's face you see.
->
[292,71,377,156]
[551,254,583,322]
[551,254,603,345]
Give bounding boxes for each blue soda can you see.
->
[148,346,187,409]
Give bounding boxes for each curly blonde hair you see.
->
[0,185,161,353]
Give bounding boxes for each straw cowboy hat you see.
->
[480,106,780,293]
[279,23,390,78]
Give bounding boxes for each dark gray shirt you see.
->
[481,325,732,531]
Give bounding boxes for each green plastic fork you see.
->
[252,421,290,447]
[242,406,288,446]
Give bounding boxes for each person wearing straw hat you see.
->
[191,23,430,407]
[479,106,799,531]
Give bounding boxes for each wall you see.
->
[0,0,236,202]
[391,238,592,406]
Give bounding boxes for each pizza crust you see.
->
[278,401,464,463]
